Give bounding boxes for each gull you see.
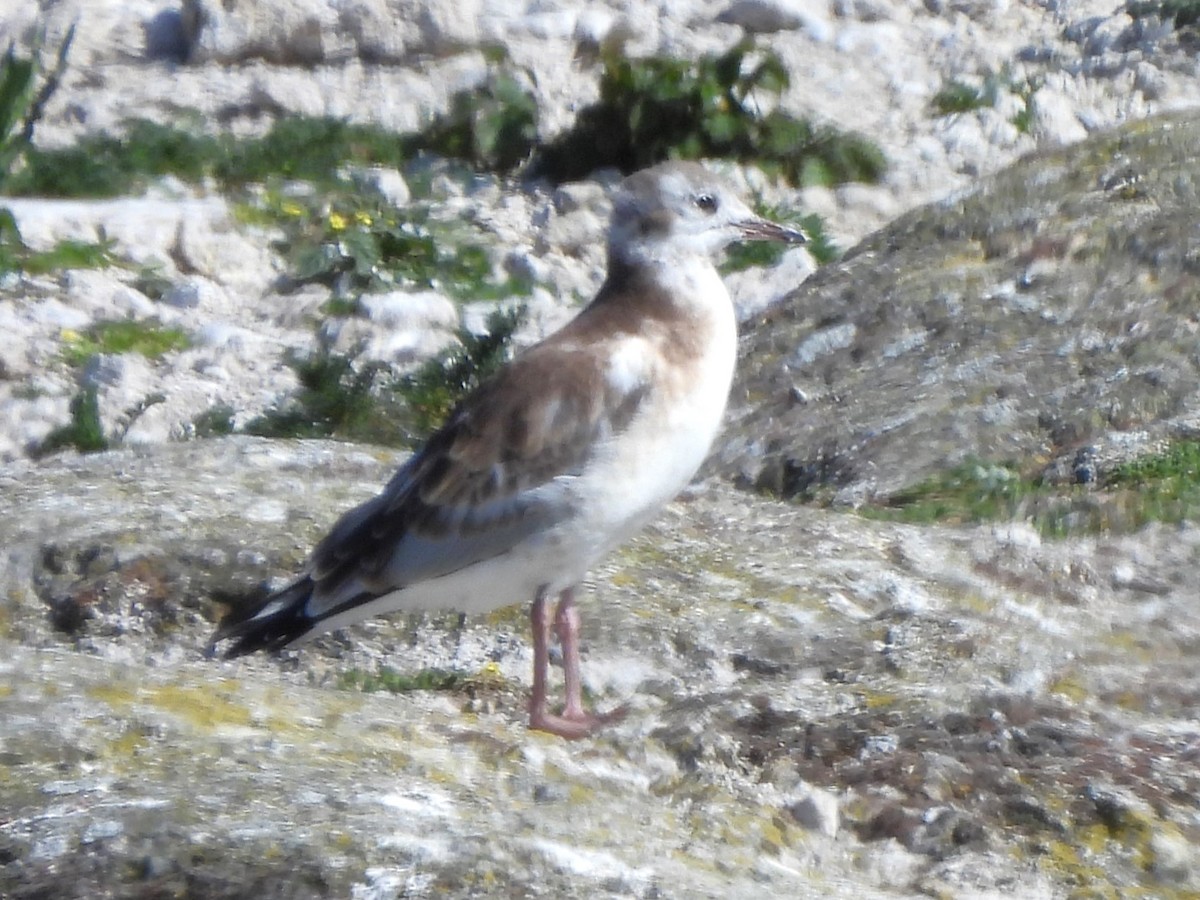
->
[209,161,805,738]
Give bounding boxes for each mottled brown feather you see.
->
[302,262,704,596]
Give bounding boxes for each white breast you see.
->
[557,264,739,570]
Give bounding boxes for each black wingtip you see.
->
[207,577,317,660]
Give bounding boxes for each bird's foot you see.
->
[528,703,627,740]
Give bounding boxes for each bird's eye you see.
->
[695,193,718,213]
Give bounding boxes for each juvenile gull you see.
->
[209,161,805,738]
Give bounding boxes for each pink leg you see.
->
[528,588,553,728]
[554,588,587,720]
[526,587,625,740]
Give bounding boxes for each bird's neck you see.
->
[595,249,730,323]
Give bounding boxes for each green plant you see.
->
[0,235,118,276]
[1010,77,1040,135]
[863,461,1036,526]
[0,25,78,276]
[7,115,411,198]
[932,70,1041,134]
[396,305,524,439]
[243,349,397,442]
[851,441,1200,537]
[721,207,839,273]
[61,320,190,366]
[0,23,74,191]
[1128,0,1200,28]
[932,80,995,115]
[269,185,531,301]
[404,69,537,173]
[192,404,237,438]
[1100,439,1200,526]
[34,387,107,457]
[241,306,523,447]
[532,41,885,187]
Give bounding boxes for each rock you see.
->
[786,780,840,836]
[789,322,858,367]
[717,113,1200,501]
[413,0,482,53]
[1149,831,1195,884]
[573,8,618,49]
[728,248,817,321]
[63,270,156,320]
[25,297,92,331]
[1,439,1198,897]
[161,276,229,311]
[358,290,458,330]
[182,0,346,64]
[351,166,412,208]
[1031,86,1090,145]
[717,0,824,33]
[173,216,280,299]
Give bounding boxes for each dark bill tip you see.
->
[737,218,808,244]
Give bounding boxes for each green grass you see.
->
[532,41,885,187]
[861,461,1037,526]
[62,320,190,366]
[6,117,411,198]
[855,442,1200,537]
[1101,439,1200,526]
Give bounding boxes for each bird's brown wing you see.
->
[301,340,649,616]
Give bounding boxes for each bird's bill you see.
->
[737,218,808,244]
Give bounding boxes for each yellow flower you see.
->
[279,201,304,218]
[60,328,81,343]
[328,211,348,232]
[354,210,373,227]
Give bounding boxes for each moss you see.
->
[1048,673,1089,703]
[860,690,900,709]
[89,681,255,732]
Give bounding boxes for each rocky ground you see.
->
[4,437,1199,898]
[2,1,1200,897]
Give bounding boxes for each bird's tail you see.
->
[207,576,321,659]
